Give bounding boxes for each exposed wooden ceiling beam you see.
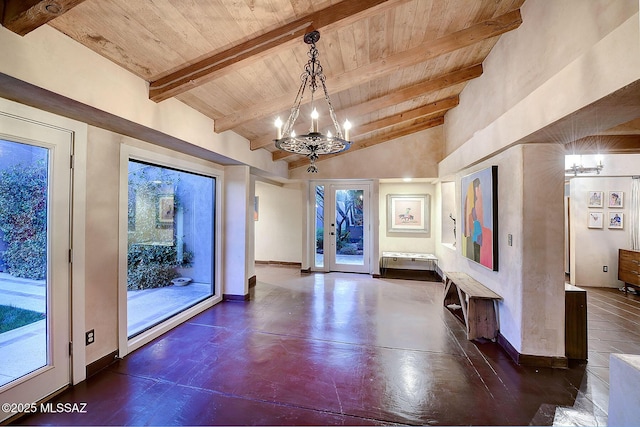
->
[285,115,445,169]
[1,0,85,36]
[355,96,457,135]
[251,65,479,150]
[149,0,403,103]
[215,9,521,133]
[565,135,640,154]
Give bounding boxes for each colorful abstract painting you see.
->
[460,166,498,271]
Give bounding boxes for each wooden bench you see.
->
[443,272,503,341]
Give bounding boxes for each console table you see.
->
[618,249,640,294]
[380,252,438,276]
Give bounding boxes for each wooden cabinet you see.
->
[618,249,640,293]
[565,284,587,360]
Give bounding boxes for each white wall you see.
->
[437,0,640,359]
[440,181,456,246]
[254,180,304,263]
[441,0,640,174]
[569,155,640,288]
[290,126,443,180]
[84,126,229,365]
[437,144,566,358]
[378,182,436,270]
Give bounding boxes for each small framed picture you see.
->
[588,212,604,229]
[608,191,624,208]
[608,212,624,229]
[588,191,603,208]
[157,195,174,223]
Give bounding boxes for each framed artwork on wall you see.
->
[386,194,430,233]
[588,212,604,229]
[588,191,603,208]
[157,195,174,225]
[608,191,623,208]
[460,166,498,271]
[608,212,624,229]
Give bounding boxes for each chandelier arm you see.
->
[321,76,343,138]
[282,74,309,137]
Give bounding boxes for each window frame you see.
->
[118,144,223,356]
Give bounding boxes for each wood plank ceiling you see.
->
[18,0,637,171]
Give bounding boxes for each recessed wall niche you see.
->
[441,181,456,247]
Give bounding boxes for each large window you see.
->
[127,160,215,338]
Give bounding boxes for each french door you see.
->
[314,183,370,273]
[0,111,71,421]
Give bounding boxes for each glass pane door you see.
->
[314,185,325,269]
[328,184,370,273]
[0,119,71,422]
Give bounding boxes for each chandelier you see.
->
[274,30,352,173]
[565,154,604,176]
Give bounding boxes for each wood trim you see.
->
[248,275,257,288]
[250,66,480,151]
[497,334,568,368]
[2,0,86,36]
[379,268,441,281]
[565,134,640,154]
[0,72,237,166]
[215,9,521,133]
[223,293,250,302]
[86,350,119,378]
[255,260,302,267]
[149,0,400,102]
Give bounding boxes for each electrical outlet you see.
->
[86,329,95,345]
[603,266,608,273]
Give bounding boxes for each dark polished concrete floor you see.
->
[14,266,640,426]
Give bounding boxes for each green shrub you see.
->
[0,163,47,279]
[338,243,359,255]
[316,227,324,250]
[127,244,192,290]
[127,263,179,290]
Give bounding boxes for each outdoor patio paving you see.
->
[127,282,212,336]
[0,273,47,386]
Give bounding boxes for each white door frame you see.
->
[0,101,87,422]
[311,180,372,274]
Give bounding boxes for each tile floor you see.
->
[14,265,640,426]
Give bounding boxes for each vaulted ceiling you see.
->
[2,0,639,170]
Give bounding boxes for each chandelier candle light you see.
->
[274,30,352,173]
